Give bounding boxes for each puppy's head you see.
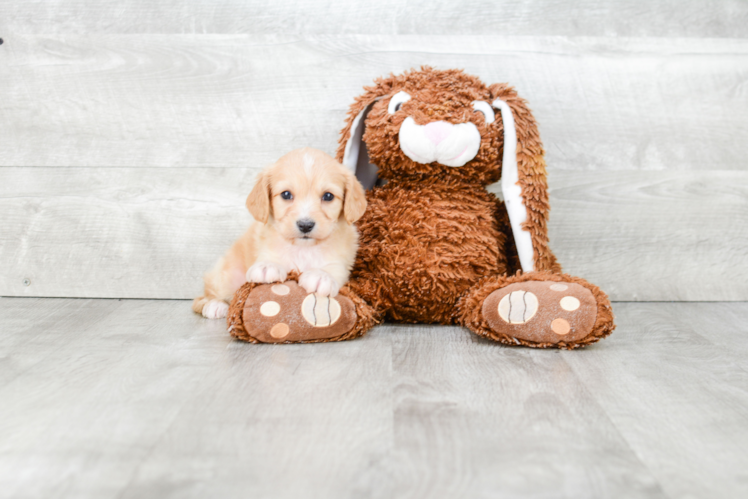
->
[246,148,367,244]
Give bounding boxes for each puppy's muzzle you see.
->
[296,219,315,234]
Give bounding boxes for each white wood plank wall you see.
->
[0,1,746,300]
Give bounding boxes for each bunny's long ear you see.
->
[491,84,560,274]
[336,83,391,190]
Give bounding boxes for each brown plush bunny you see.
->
[228,68,614,348]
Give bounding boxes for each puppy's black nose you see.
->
[297,219,315,234]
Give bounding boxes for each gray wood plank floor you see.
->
[1,299,747,497]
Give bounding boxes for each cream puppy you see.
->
[193,148,367,319]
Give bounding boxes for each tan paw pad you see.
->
[301,294,342,327]
[559,296,580,311]
[242,281,357,343]
[270,323,290,338]
[482,281,598,344]
[260,301,281,317]
[551,318,571,335]
[497,291,538,324]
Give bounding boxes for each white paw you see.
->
[246,261,287,284]
[202,299,228,319]
[299,269,339,297]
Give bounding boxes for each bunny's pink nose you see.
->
[423,121,452,145]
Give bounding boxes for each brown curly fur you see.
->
[347,178,508,324]
[332,67,614,349]
[336,67,560,273]
[227,271,380,344]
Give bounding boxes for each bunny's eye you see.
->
[388,91,412,114]
[472,101,496,124]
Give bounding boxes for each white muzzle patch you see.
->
[398,117,481,167]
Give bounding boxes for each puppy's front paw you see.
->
[299,269,340,297]
[202,299,229,319]
[246,261,287,284]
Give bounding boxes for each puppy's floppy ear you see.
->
[246,170,271,223]
[490,83,559,274]
[343,170,367,224]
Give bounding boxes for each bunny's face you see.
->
[356,68,506,185]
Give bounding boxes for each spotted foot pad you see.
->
[242,281,357,343]
[482,281,597,345]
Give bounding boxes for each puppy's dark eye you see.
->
[322,192,334,202]
[281,191,293,200]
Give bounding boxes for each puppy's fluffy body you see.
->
[193,148,366,319]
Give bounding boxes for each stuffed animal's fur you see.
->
[227,68,615,348]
